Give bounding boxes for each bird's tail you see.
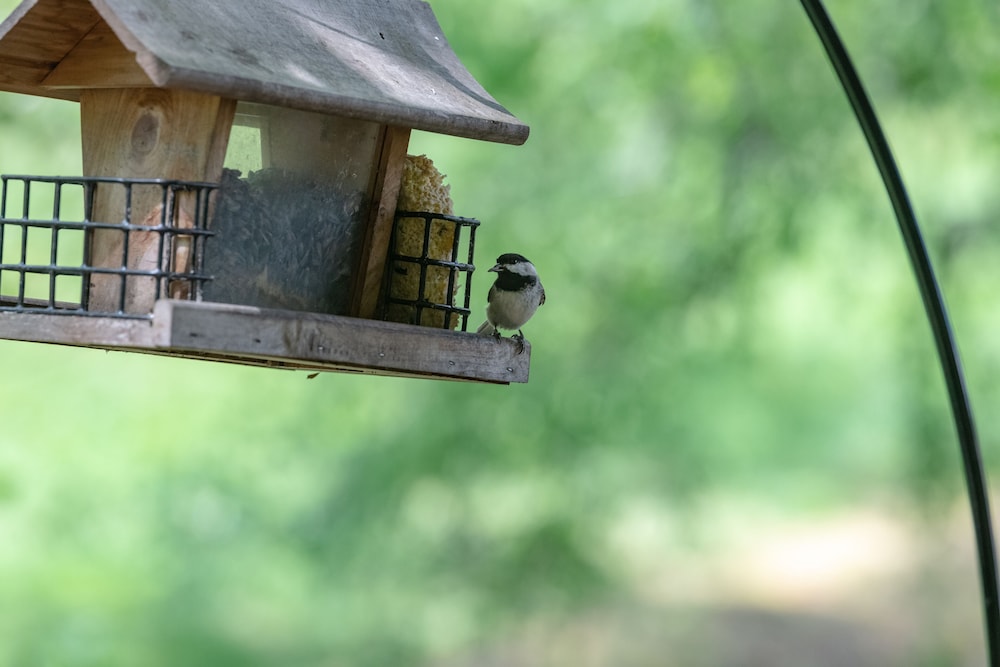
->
[476,320,496,336]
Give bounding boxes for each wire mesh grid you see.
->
[0,175,216,319]
[384,211,479,331]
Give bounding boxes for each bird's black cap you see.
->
[496,253,531,265]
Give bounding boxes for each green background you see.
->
[1,0,999,664]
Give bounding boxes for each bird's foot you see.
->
[512,331,527,354]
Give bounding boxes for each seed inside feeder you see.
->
[202,168,365,314]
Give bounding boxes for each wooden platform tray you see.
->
[0,299,531,383]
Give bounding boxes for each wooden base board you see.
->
[0,299,530,384]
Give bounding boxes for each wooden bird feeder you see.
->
[0,0,532,383]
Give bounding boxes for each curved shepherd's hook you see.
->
[798,1,999,663]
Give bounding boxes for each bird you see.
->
[476,253,545,353]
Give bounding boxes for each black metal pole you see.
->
[798,1,999,663]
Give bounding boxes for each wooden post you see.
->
[80,88,235,313]
[351,125,410,319]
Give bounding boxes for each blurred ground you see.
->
[437,502,988,666]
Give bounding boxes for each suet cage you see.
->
[0,175,215,318]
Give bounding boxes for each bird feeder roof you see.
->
[0,0,528,144]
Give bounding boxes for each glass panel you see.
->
[208,102,382,315]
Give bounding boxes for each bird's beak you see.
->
[489,264,502,273]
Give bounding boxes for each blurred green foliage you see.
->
[1,0,1000,664]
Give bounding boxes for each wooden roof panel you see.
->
[0,0,528,144]
[0,0,100,68]
[0,0,101,98]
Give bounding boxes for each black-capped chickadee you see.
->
[476,253,545,352]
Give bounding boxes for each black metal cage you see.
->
[0,175,216,319]
[384,210,479,331]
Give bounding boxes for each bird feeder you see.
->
[0,0,532,383]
